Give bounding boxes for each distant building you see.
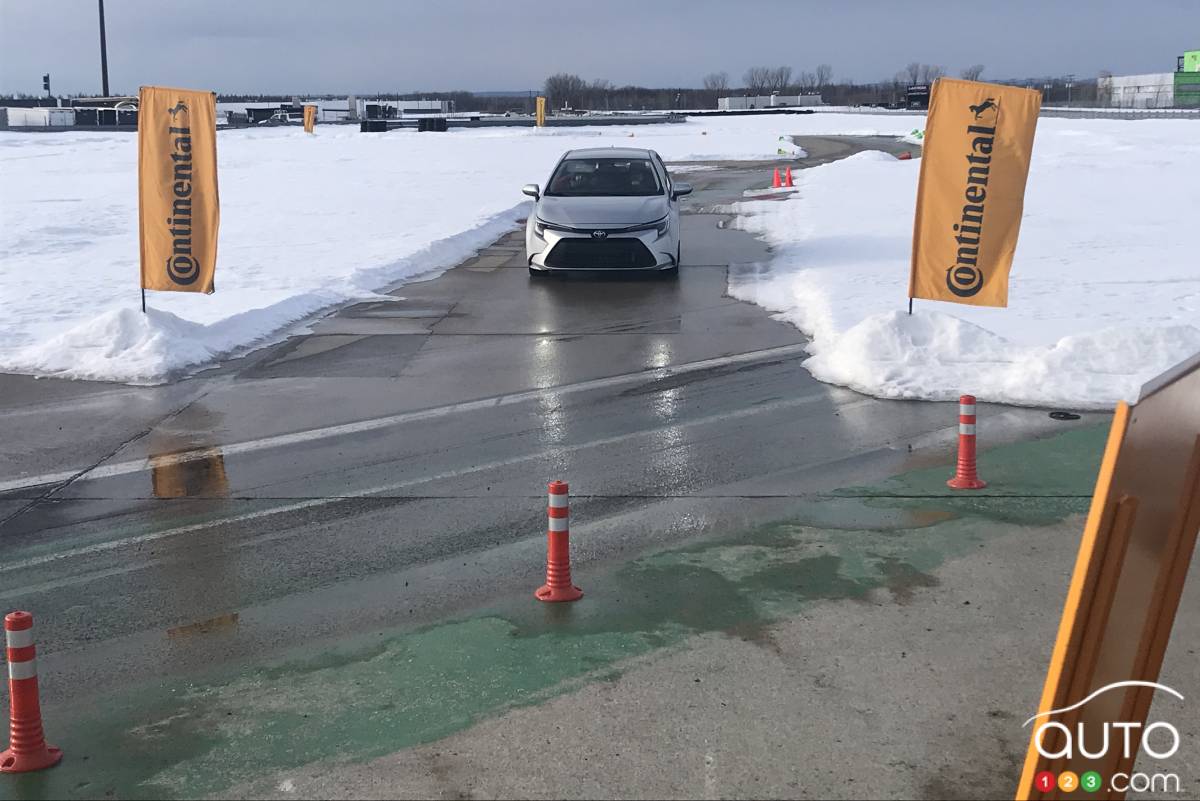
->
[1096,52,1200,109]
[362,99,453,119]
[218,100,335,124]
[0,96,63,108]
[718,94,821,110]
[237,103,302,124]
[1176,50,1200,108]
[1097,73,1175,108]
[66,96,138,109]
[0,95,138,128]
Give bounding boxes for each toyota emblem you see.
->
[591,230,608,239]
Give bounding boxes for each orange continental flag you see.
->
[908,78,1040,307]
[303,104,317,133]
[138,85,219,294]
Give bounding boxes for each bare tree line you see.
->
[548,64,839,109]
[702,72,729,95]
[533,61,1112,114]
[739,64,834,95]
[725,60,969,99]
[542,73,714,111]
[734,62,984,97]
[899,62,946,86]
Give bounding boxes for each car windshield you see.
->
[545,157,662,197]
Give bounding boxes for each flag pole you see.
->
[141,287,146,313]
[908,297,913,315]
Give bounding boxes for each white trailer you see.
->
[3,107,76,127]
[718,94,822,110]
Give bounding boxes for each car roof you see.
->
[563,147,655,160]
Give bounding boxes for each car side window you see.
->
[651,153,670,194]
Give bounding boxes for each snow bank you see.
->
[0,113,915,383]
[728,121,1200,408]
[10,209,522,382]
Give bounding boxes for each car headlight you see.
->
[625,217,670,238]
[534,218,569,238]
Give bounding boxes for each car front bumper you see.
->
[527,226,677,272]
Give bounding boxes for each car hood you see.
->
[536,195,669,227]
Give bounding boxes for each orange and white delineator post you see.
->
[1,611,62,773]
[947,394,987,490]
[536,481,583,602]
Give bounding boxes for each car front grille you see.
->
[544,238,657,269]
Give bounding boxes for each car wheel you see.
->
[528,267,545,278]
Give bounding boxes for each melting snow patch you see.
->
[728,120,1200,408]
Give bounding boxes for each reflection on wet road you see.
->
[0,147,1101,728]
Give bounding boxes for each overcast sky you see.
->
[1,0,1196,95]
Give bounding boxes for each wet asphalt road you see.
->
[0,136,1087,710]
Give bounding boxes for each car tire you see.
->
[528,267,545,278]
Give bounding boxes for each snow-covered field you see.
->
[2,113,1197,408]
[728,118,1200,408]
[0,115,909,383]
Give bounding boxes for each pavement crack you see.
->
[400,301,461,374]
[425,300,460,334]
[0,385,220,531]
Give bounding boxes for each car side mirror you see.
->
[522,183,540,200]
[672,182,693,199]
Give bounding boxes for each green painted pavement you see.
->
[0,423,1110,800]
[840,425,1109,498]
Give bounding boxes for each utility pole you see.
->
[98,0,110,97]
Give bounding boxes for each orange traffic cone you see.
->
[1,612,62,773]
[783,166,794,187]
[947,395,987,490]
[536,481,582,602]
[771,168,782,188]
